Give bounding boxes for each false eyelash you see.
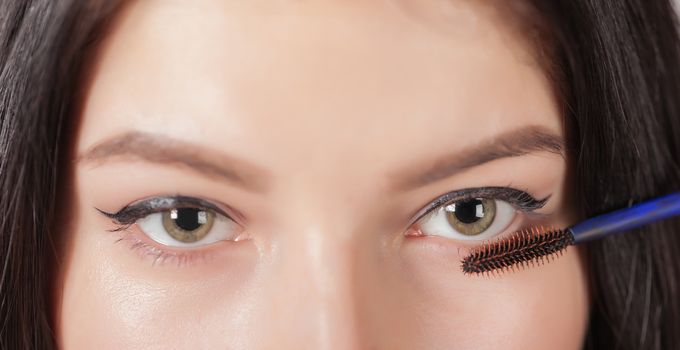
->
[95,195,231,226]
[413,186,550,224]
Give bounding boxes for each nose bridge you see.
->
[260,219,364,349]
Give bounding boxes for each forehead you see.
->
[78,0,559,173]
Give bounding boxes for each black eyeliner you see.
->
[411,186,550,225]
[95,195,230,226]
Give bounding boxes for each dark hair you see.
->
[0,1,122,348]
[529,2,680,349]
[1,0,679,348]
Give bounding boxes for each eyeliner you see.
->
[412,186,549,225]
[96,195,230,225]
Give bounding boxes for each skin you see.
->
[55,0,589,349]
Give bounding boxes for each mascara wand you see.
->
[461,192,680,275]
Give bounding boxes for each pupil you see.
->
[174,208,203,231]
[454,199,484,224]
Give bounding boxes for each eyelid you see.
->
[409,186,550,226]
[96,195,241,226]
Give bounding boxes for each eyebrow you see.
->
[77,131,269,193]
[390,125,565,191]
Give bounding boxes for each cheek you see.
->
[55,202,261,349]
[396,237,589,350]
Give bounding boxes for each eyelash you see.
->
[98,196,242,267]
[118,234,203,267]
[97,196,237,227]
[98,187,549,267]
[410,186,549,225]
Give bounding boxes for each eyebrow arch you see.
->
[77,131,269,193]
[390,125,565,191]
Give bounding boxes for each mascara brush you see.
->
[461,192,680,275]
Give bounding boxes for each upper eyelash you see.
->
[96,188,547,233]
[95,195,231,226]
[411,186,550,225]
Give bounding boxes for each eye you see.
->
[137,207,241,248]
[416,197,516,241]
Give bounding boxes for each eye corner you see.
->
[405,226,426,238]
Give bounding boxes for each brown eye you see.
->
[417,194,517,241]
[161,208,215,243]
[444,198,496,236]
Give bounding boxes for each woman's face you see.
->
[56,0,589,348]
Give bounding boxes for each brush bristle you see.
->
[461,226,575,275]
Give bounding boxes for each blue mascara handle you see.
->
[571,192,680,243]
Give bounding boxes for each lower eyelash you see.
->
[113,227,211,267]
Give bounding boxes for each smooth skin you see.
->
[55,0,589,349]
